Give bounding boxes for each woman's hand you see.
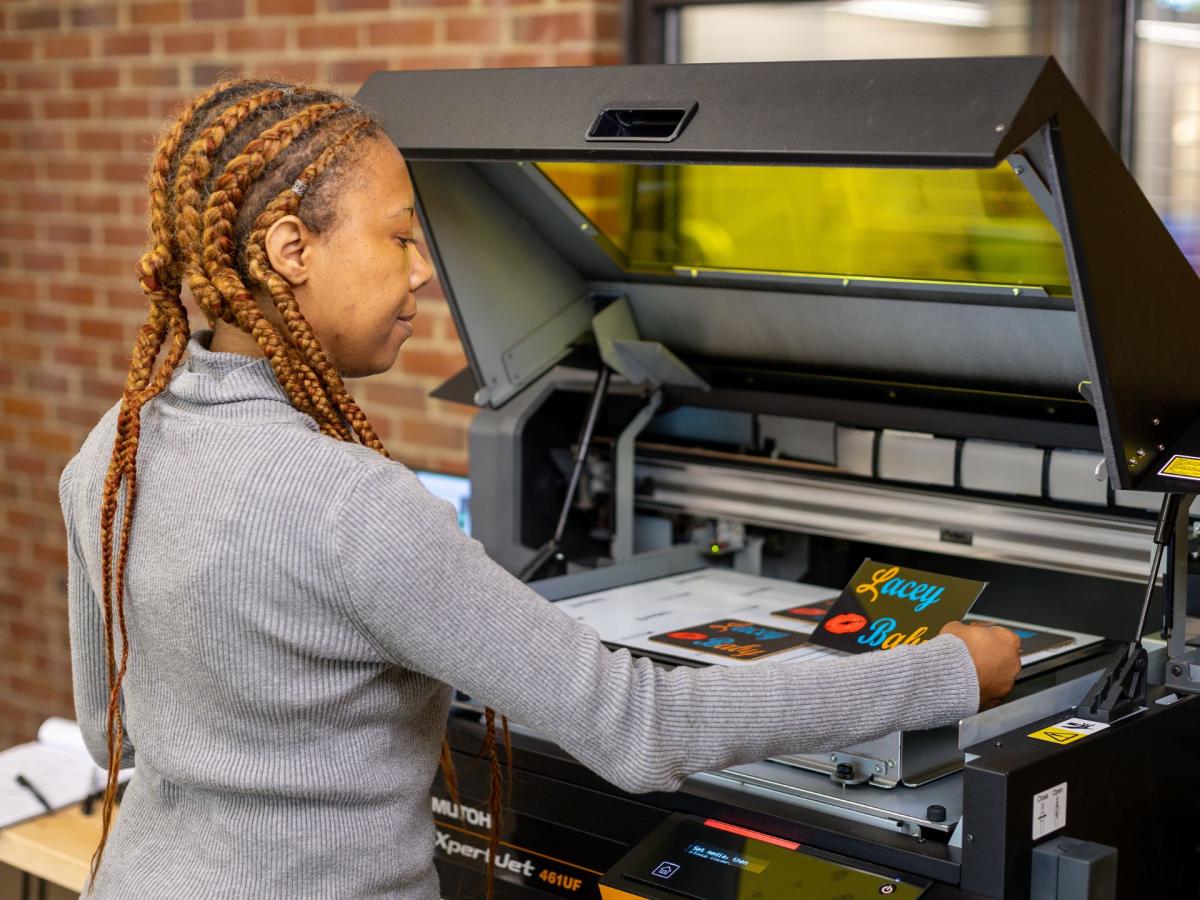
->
[940,620,1022,710]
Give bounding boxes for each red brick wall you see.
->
[0,0,621,748]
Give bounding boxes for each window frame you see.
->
[624,0,1133,153]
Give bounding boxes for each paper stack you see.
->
[0,717,133,829]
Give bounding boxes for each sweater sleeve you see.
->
[59,455,135,770]
[335,463,979,794]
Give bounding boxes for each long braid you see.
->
[93,80,510,900]
[176,89,343,432]
[89,79,251,886]
[137,81,270,401]
[173,86,296,332]
[501,715,513,805]
[200,106,358,440]
[480,708,504,900]
[94,82,300,889]
[129,77,232,399]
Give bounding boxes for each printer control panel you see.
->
[601,814,928,899]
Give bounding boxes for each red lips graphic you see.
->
[824,613,868,634]
[667,632,710,641]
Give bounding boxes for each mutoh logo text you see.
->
[432,796,493,830]
[431,797,540,877]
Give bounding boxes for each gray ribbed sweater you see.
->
[59,331,979,899]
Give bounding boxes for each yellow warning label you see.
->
[1160,455,1200,480]
[1027,727,1085,745]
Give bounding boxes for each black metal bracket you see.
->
[1080,493,1191,721]
[1078,640,1148,723]
[518,366,612,582]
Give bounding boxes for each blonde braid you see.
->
[198,102,351,429]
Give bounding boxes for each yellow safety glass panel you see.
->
[536,162,1070,292]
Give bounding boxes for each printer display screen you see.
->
[620,816,927,899]
[683,841,769,873]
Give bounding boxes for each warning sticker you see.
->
[1160,455,1200,481]
[1032,782,1067,840]
[1027,717,1110,745]
[1028,727,1084,745]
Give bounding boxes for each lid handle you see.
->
[585,102,697,143]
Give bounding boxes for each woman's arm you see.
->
[334,463,978,795]
[60,456,135,770]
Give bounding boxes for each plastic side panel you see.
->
[467,376,565,574]
[476,162,627,281]
[411,160,591,408]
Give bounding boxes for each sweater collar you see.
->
[161,330,314,428]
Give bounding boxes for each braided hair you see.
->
[94,79,512,899]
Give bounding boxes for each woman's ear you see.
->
[264,214,311,285]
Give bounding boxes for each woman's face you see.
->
[289,135,434,378]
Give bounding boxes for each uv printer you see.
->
[357,57,1200,899]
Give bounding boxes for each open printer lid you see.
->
[356,56,1200,492]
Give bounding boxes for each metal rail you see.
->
[634,458,1156,583]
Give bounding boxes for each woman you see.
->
[60,79,1021,899]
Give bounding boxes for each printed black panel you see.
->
[649,619,810,661]
[809,559,987,654]
[772,596,837,623]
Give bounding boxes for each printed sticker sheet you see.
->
[554,568,1099,668]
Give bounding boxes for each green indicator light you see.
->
[711,544,720,554]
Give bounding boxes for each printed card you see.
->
[650,619,810,661]
[772,596,838,622]
[967,619,1074,656]
[808,559,987,654]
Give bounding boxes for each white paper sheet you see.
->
[556,568,844,666]
[0,719,133,829]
